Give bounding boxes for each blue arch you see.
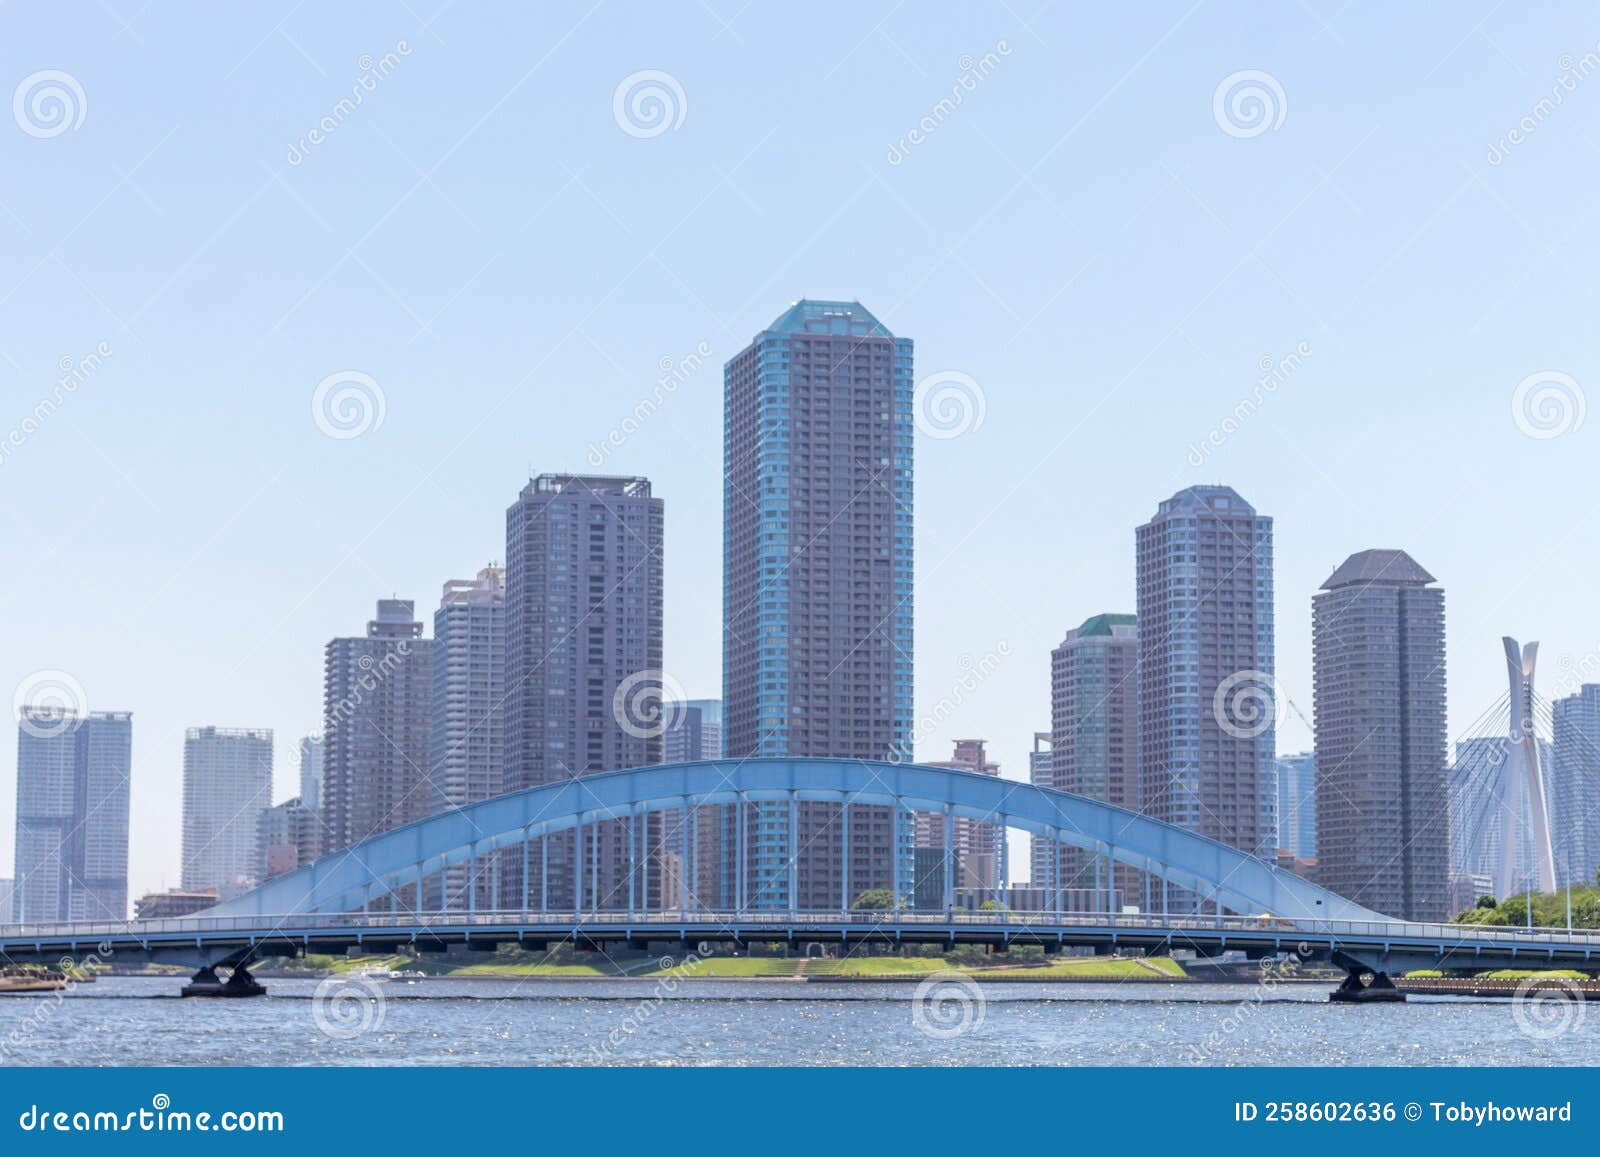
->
[212,759,1386,923]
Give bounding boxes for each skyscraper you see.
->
[662,699,723,764]
[1551,684,1600,887]
[298,734,324,812]
[13,709,132,922]
[1049,614,1139,908]
[1312,549,1448,920]
[321,599,435,856]
[919,739,1002,890]
[1274,751,1317,860]
[430,566,506,909]
[724,300,914,910]
[505,474,664,910]
[180,726,274,900]
[1136,486,1276,877]
[664,699,730,907]
[1026,732,1053,889]
[258,797,320,879]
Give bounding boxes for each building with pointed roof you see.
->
[1313,548,1447,919]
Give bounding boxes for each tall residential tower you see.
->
[1552,684,1600,887]
[1312,550,1447,920]
[321,600,435,856]
[12,710,132,922]
[505,474,664,910]
[1049,613,1139,909]
[430,566,506,909]
[180,726,273,900]
[724,300,914,910]
[1136,486,1276,886]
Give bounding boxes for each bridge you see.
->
[4,759,1598,1001]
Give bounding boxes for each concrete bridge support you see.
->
[1328,952,1404,1003]
[181,958,266,998]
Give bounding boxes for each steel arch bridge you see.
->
[210,758,1385,923]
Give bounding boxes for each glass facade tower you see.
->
[724,301,914,910]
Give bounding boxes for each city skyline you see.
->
[14,453,1596,909]
[5,5,1600,905]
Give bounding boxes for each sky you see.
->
[2,2,1598,902]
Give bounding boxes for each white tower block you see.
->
[1496,637,1556,896]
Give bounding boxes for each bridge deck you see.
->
[4,911,1598,974]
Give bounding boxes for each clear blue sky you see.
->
[3,3,1597,900]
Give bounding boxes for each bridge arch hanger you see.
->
[211,758,1388,926]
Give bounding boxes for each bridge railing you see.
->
[4,909,1600,950]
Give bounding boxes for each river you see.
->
[0,976,1585,1066]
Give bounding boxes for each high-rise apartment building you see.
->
[663,699,723,764]
[298,734,324,812]
[505,474,664,910]
[1274,751,1317,860]
[180,726,274,900]
[321,599,435,856]
[429,566,506,909]
[1136,486,1276,897]
[1312,549,1448,920]
[259,797,320,879]
[1026,732,1053,888]
[663,699,730,905]
[1552,684,1600,887]
[724,300,914,910]
[12,709,132,922]
[1048,614,1139,907]
[918,739,1002,890]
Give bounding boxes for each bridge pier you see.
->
[180,962,266,998]
[1328,966,1404,1004]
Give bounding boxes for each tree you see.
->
[1476,894,1498,909]
[851,889,897,910]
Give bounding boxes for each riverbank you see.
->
[253,953,1195,982]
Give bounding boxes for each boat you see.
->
[0,971,68,994]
